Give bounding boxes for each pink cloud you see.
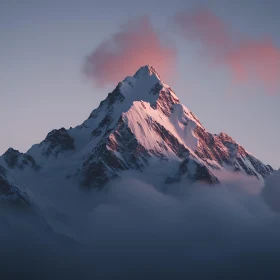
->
[175,10,232,54]
[226,41,280,93]
[84,16,176,87]
[174,10,280,95]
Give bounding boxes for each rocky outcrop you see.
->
[43,128,75,157]
[195,128,274,179]
[3,148,40,171]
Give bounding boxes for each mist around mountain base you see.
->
[1,171,280,280]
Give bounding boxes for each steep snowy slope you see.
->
[0,164,32,208]
[0,65,274,195]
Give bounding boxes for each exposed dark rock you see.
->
[247,155,275,178]
[3,148,40,171]
[43,128,75,157]
[165,158,219,185]
[146,117,189,158]
[0,165,32,208]
[193,163,220,184]
[151,87,180,117]
[88,82,124,120]
[180,158,219,184]
[149,82,163,96]
[194,128,274,179]
[83,118,152,188]
[236,157,259,178]
[3,148,21,168]
[82,143,128,188]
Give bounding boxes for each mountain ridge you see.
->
[0,65,275,202]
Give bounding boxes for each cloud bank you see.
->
[1,173,280,279]
[174,9,280,94]
[262,170,280,211]
[84,16,176,87]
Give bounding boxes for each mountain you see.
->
[0,164,32,208]
[0,65,274,196]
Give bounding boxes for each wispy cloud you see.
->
[84,16,176,87]
[174,9,280,95]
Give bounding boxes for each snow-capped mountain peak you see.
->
[0,65,275,198]
[117,64,173,102]
[133,64,161,80]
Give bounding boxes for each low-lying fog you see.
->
[1,171,280,280]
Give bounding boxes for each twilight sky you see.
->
[0,0,279,168]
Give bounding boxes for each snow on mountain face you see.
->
[0,165,32,208]
[0,65,275,193]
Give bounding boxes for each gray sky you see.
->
[0,0,279,168]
